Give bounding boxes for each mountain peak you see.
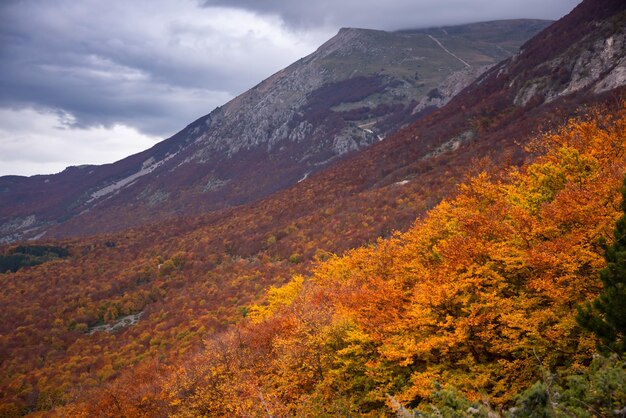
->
[312,27,382,59]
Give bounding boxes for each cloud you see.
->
[0,0,327,138]
[200,0,581,30]
[0,107,160,176]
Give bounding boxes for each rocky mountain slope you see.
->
[0,20,550,243]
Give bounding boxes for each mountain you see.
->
[2,1,626,415]
[309,0,626,197]
[0,19,551,243]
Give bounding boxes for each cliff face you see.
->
[513,25,626,106]
[0,20,551,242]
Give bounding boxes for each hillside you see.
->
[64,102,626,417]
[0,19,550,243]
[1,0,626,416]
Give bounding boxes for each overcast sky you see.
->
[0,0,580,176]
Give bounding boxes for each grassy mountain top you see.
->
[403,19,553,49]
[314,19,553,107]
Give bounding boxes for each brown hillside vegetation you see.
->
[56,104,626,416]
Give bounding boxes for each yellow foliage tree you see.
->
[248,275,304,323]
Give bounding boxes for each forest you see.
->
[2,104,611,416]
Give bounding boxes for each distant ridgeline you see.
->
[0,244,69,273]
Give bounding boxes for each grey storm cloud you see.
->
[0,0,319,137]
[201,0,581,30]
